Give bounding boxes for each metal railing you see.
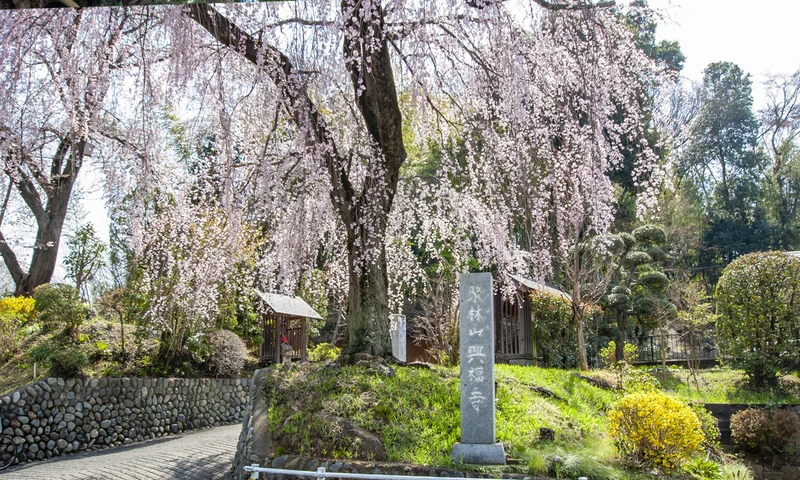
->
[631,333,718,364]
[244,466,477,480]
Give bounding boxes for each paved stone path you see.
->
[0,423,241,480]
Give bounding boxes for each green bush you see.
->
[48,347,88,378]
[29,337,62,364]
[530,293,581,368]
[682,456,721,480]
[308,342,341,362]
[690,404,721,452]
[720,464,754,480]
[716,252,800,386]
[730,407,800,454]
[32,283,89,340]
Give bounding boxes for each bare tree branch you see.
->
[0,229,24,286]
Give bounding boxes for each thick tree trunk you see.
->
[344,243,391,357]
[14,217,66,296]
[188,4,406,358]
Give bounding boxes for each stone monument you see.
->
[451,272,506,465]
[390,314,407,362]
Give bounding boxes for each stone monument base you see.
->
[451,443,506,465]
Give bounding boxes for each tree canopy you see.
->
[0,2,666,355]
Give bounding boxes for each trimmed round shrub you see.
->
[624,251,653,268]
[643,245,667,263]
[639,272,669,291]
[609,391,703,469]
[48,347,88,378]
[605,293,630,309]
[208,329,247,377]
[632,224,667,245]
[730,407,800,454]
[611,286,631,296]
[618,232,636,250]
[716,252,800,385]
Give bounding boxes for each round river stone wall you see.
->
[0,376,251,465]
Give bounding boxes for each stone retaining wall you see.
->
[0,376,251,466]
[234,368,271,479]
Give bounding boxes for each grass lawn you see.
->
[263,362,778,480]
[658,366,800,404]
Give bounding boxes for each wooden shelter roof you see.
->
[509,274,572,302]
[254,290,323,319]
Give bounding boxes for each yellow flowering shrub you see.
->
[0,295,35,319]
[609,391,703,469]
[0,295,36,358]
[0,296,35,334]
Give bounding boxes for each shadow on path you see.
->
[0,423,241,480]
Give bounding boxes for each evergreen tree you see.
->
[679,62,772,271]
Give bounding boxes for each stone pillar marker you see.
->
[390,314,407,362]
[451,272,506,465]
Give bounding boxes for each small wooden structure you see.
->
[256,290,323,364]
[494,274,572,365]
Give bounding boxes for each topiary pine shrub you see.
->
[609,391,703,469]
[730,407,800,454]
[208,329,247,377]
[716,251,800,387]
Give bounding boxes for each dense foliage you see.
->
[308,343,341,362]
[598,341,637,366]
[530,293,578,368]
[716,251,800,385]
[32,284,89,340]
[609,391,703,469]
[47,347,89,379]
[730,407,800,454]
